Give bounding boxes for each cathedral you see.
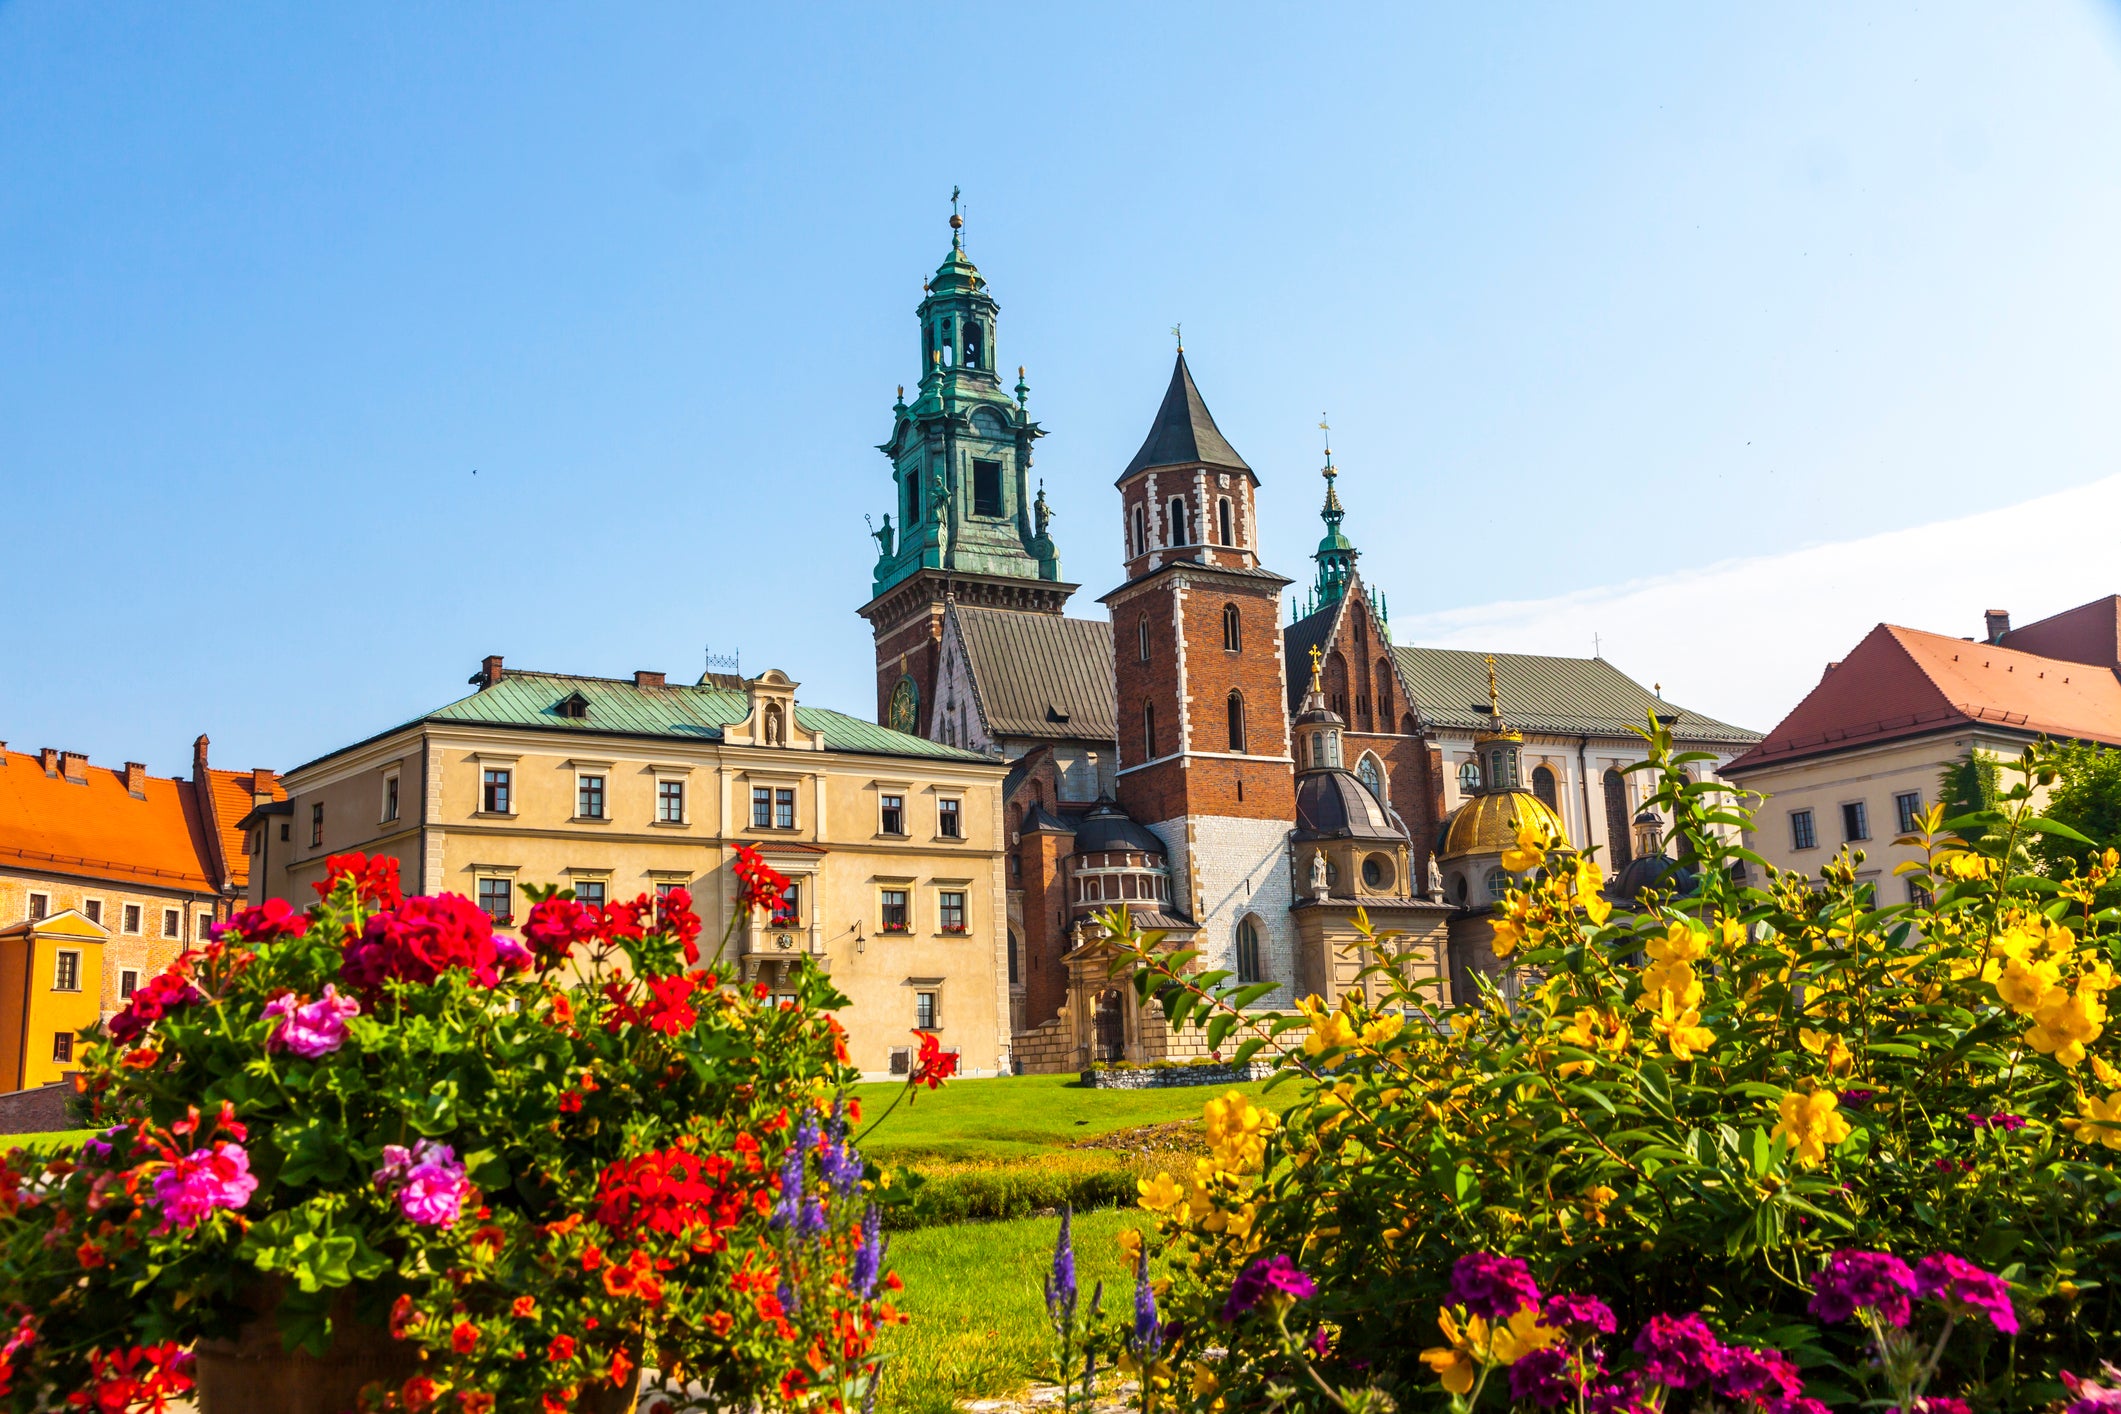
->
[858,211,1761,1072]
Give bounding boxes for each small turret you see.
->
[1310,417,1358,612]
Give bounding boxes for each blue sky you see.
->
[7,4,2121,776]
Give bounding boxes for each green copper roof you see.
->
[296,671,991,774]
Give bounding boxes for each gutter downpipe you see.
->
[1577,736,1595,854]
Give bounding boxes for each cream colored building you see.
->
[1725,601,2121,898]
[245,657,1012,1077]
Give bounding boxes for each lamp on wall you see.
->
[854,922,865,955]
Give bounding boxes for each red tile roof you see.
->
[0,750,217,892]
[2001,596,2121,672]
[1726,620,2121,773]
[202,766,282,892]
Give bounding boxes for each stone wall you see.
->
[0,1081,77,1135]
[1012,1013,1079,1075]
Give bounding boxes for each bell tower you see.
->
[1103,345,1299,1000]
[858,195,1073,735]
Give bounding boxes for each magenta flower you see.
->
[1542,1292,1617,1338]
[1912,1253,2018,1335]
[1221,1254,1317,1321]
[374,1140,472,1228]
[1509,1346,1581,1408]
[1966,1112,2026,1132]
[2062,1365,2121,1414]
[263,985,361,1059]
[1446,1252,1542,1321]
[1715,1345,1802,1406]
[150,1140,258,1231]
[493,934,534,972]
[1808,1250,1917,1328]
[1632,1313,1729,1390]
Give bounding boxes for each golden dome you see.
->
[1439,790,1567,862]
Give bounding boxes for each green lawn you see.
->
[2,1129,93,1154]
[876,1205,1148,1414]
[852,1071,1290,1162]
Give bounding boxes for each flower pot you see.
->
[576,1374,643,1413]
[192,1286,418,1414]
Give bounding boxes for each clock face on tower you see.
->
[887,676,920,734]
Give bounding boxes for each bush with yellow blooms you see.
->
[1101,725,2121,1412]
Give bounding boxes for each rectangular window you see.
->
[1906,880,1934,908]
[570,774,602,819]
[1790,810,1817,852]
[774,787,796,830]
[889,1047,912,1076]
[26,893,48,922]
[1842,801,1869,843]
[939,890,966,933]
[54,951,81,991]
[83,900,101,925]
[123,904,142,935]
[119,969,139,999]
[880,889,910,933]
[937,798,961,839]
[280,822,290,842]
[1895,791,1922,834]
[915,990,937,1030]
[972,458,1003,517]
[481,768,512,814]
[772,882,800,926]
[575,880,606,909]
[751,787,772,828]
[880,794,905,836]
[311,801,325,845]
[51,1033,73,1065]
[658,779,685,824]
[198,912,212,937]
[162,909,180,939]
[477,878,513,924]
[655,881,683,904]
[383,773,400,823]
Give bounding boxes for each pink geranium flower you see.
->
[263,985,361,1059]
[150,1141,258,1231]
[374,1140,472,1228]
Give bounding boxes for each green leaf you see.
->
[1227,982,1280,1012]
[1749,1126,1772,1179]
[1231,1036,1268,1067]
[1206,1013,1236,1054]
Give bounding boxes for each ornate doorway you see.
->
[1092,988,1127,1062]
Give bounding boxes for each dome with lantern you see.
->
[1435,658,1568,907]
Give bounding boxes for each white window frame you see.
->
[576,772,608,821]
[382,770,401,824]
[122,904,142,935]
[161,908,180,939]
[656,776,688,825]
[25,892,48,922]
[53,950,82,992]
[936,796,963,840]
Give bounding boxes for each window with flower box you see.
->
[477,878,514,924]
[938,891,966,933]
[772,883,800,926]
[880,890,910,933]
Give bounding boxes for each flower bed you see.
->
[1080,1061,1274,1090]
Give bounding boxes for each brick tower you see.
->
[1101,350,1299,999]
[858,197,1075,736]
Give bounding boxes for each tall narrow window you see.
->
[963,320,985,369]
[1226,692,1247,753]
[752,787,773,829]
[1143,702,1158,759]
[1222,603,1241,652]
[54,951,80,991]
[481,768,511,814]
[577,774,606,820]
[1168,496,1188,546]
[383,773,400,823]
[1138,615,1150,662]
[939,890,967,932]
[1236,917,1262,983]
[907,473,922,526]
[123,905,141,935]
[311,802,325,845]
[937,797,962,838]
[915,990,937,1029]
[774,787,796,829]
[1357,755,1384,800]
[161,908,179,939]
[658,779,686,823]
[772,882,799,925]
[26,893,47,922]
[1532,766,1558,811]
[1603,770,1633,868]
[1790,810,1817,851]
[1841,801,1869,843]
[1131,504,1146,558]
[881,890,910,932]
[972,459,1003,517]
[1217,497,1233,546]
[880,794,905,835]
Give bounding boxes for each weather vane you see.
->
[1170,323,1183,351]
[1319,412,1333,473]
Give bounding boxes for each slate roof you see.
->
[953,608,1117,742]
[1392,647,1761,745]
[294,671,989,774]
[1725,622,2121,774]
[1119,353,1254,482]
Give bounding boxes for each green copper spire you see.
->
[1311,414,1357,609]
[870,196,1060,598]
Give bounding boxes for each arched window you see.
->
[1217,497,1233,546]
[1007,931,1020,985]
[963,320,985,369]
[940,318,955,365]
[1532,765,1558,810]
[1485,867,1511,901]
[1227,692,1247,753]
[1603,769,1634,869]
[1357,754,1385,801]
[1137,615,1150,662]
[1458,759,1482,795]
[1376,664,1394,728]
[1222,604,1241,652]
[1143,702,1158,759]
[1235,916,1263,984]
[1131,504,1147,558]
[1325,729,1342,768]
[1168,497,1189,546]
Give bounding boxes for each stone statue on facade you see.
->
[1033,481,1053,538]
[869,513,895,559]
[1310,849,1331,902]
[1427,854,1445,898]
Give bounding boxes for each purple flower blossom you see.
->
[1585,1371,1648,1414]
[1447,1252,1542,1321]
[151,1140,257,1231]
[1715,1345,1802,1406]
[850,1205,885,1300]
[492,935,533,972]
[1045,1206,1077,1323]
[1221,1253,1317,1322]
[1542,1292,1617,1339]
[2063,1365,2121,1414]
[770,1120,812,1230]
[1838,1088,1877,1109]
[820,1101,864,1197]
[1809,1250,1917,1328]
[1632,1313,1729,1390]
[1912,1253,2019,1335]
[777,1277,801,1316]
[1130,1249,1164,1358]
[374,1140,471,1228]
[1966,1112,2027,1131]
[263,984,361,1059]
[1509,1347,1580,1409]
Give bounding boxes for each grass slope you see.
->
[851,1072,1284,1162]
[877,1206,1146,1414]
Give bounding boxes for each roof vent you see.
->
[556,692,590,720]
[1985,609,2011,644]
[1045,704,1070,724]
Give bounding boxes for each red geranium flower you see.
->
[313,852,404,909]
[910,1031,958,1091]
[451,1321,479,1355]
[547,1334,577,1362]
[401,1374,440,1411]
[217,897,307,944]
[733,845,791,914]
[656,887,705,964]
[639,974,699,1035]
[522,897,602,967]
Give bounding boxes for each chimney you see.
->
[60,752,88,785]
[251,769,278,806]
[634,670,666,688]
[192,734,213,784]
[123,762,148,799]
[1985,609,2010,644]
[40,748,60,776]
[470,655,506,689]
[1822,661,1840,681]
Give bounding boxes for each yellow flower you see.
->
[1138,1172,1185,1214]
[2091,1053,2121,1089]
[1204,1091,1275,1172]
[1581,889,1613,928]
[2027,987,2107,1068]
[1997,955,2064,1015]
[1189,1363,1221,1399]
[1798,1028,1855,1078]
[1937,850,1994,882]
[1637,958,1702,1012]
[1557,1008,1629,1078]
[1361,1014,1405,1050]
[1772,1087,1851,1168]
[1500,819,1547,874]
[1648,990,1716,1062]
[1117,1227,1143,1266]
[1490,1306,1563,1366]
[1301,999,1362,1063]
[1421,1309,1484,1395]
[2065,1091,2121,1150]
[1491,914,1527,958]
[1647,921,1709,967]
[1581,1184,1618,1225]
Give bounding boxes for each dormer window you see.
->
[556,692,589,719]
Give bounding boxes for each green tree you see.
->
[2033,743,2121,894]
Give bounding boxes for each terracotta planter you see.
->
[193,1289,418,1414]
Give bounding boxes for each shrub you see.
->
[1109,726,2121,1412]
[893,1152,1158,1230]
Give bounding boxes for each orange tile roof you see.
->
[2001,595,2121,672]
[0,750,218,893]
[202,766,283,892]
[1727,621,2121,773]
